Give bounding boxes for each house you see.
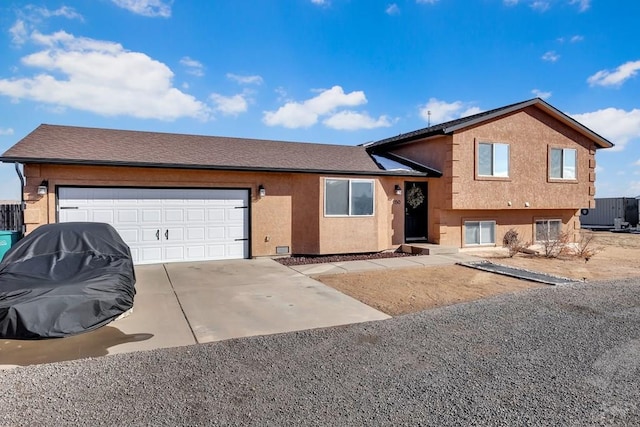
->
[0,98,613,264]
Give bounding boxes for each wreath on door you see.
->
[406,184,425,209]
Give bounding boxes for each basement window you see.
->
[464,221,496,245]
[535,219,562,242]
[325,178,374,217]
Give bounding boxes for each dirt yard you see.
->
[317,231,640,316]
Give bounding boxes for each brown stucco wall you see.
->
[450,107,596,210]
[438,208,580,247]
[386,106,599,246]
[22,163,417,256]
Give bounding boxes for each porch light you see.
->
[37,180,48,196]
[258,184,266,198]
[394,185,402,195]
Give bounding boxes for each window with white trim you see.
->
[549,148,576,180]
[325,178,374,216]
[478,142,509,177]
[464,221,496,245]
[535,219,562,242]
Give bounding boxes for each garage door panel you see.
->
[164,208,185,222]
[59,209,89,222]
[186,227,206,241]
[59,187,249,264]
[92,210,115,223]
[226,243,246,258]
[164,245,185,260]
[142,209,162,223]
[227,226,245,239]
[207,208,225,222]
[117,209,138,223]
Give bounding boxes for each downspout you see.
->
[14,162,26,236]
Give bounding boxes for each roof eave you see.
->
[0,157,429,178]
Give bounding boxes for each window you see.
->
[478,142,509,177]
[535,219,562,241]
[325,179,374,216]
[464,221,496,245]
[550,148,576,180]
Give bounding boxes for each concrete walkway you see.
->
[288,253,483,276]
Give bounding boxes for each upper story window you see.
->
[549,148,576,180]
[325,178,374,217]
[478,142,509,177]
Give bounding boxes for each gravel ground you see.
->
[1,279,639,426]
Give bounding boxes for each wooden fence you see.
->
[0,204,23,231]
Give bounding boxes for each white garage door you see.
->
[58,187,249,264]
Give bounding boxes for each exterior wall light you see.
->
[37,180,48,196]
[394,184,402,195]
[258,184,266,198]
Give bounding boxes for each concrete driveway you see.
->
[0,259,389,368]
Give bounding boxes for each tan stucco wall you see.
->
[450,107,596,210]
[22,163,415,256]
[386,107,599,246]
[438,208,580,247]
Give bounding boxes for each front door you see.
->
[405,182,428,242]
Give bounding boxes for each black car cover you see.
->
[0,222,136,339]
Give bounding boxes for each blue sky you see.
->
[0,0,638,200]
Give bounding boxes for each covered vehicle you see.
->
[0,222,136,339]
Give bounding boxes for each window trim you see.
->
[463,220,497,246]
[324,178,375,217]
[534,219,563,242]
[475,140,511,181]
[548,147,578,182]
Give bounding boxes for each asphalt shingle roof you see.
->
[0,124,429,176]
[364,98,614,151]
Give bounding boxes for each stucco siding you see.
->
[451,107,595,210]
[23,164,416,257]
[438,208,580,247]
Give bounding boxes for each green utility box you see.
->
[0,230,21,261]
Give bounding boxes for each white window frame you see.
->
[549,148,577,180]
[478,142,510,178]
[464,220,496,246]
[535,219,562,242]
[324,178,375,217]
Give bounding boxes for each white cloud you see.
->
[10,6,83,46]
[0,128,14,135]
[111,0,172,17]
[416,0,439,4]
[226,73,264,85]
[9,20,28,45]
[180,56,204,77]
[311,0,328,5]
[531,1,550,12]
[0,31,209,120]
[542,50,560,62]
[569,0,590,12]
[572,108,640,152]
[210,93,249,116]
[418,98,481,125]
[34,6,83,20]
[587,60,640,87]
[595,165,604,173]
[570,35,584,43]
[503,0,519,5]
[386,4,400,15]
[323,111,393,130]
[263,85,367,128]
[531,88,552,99]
